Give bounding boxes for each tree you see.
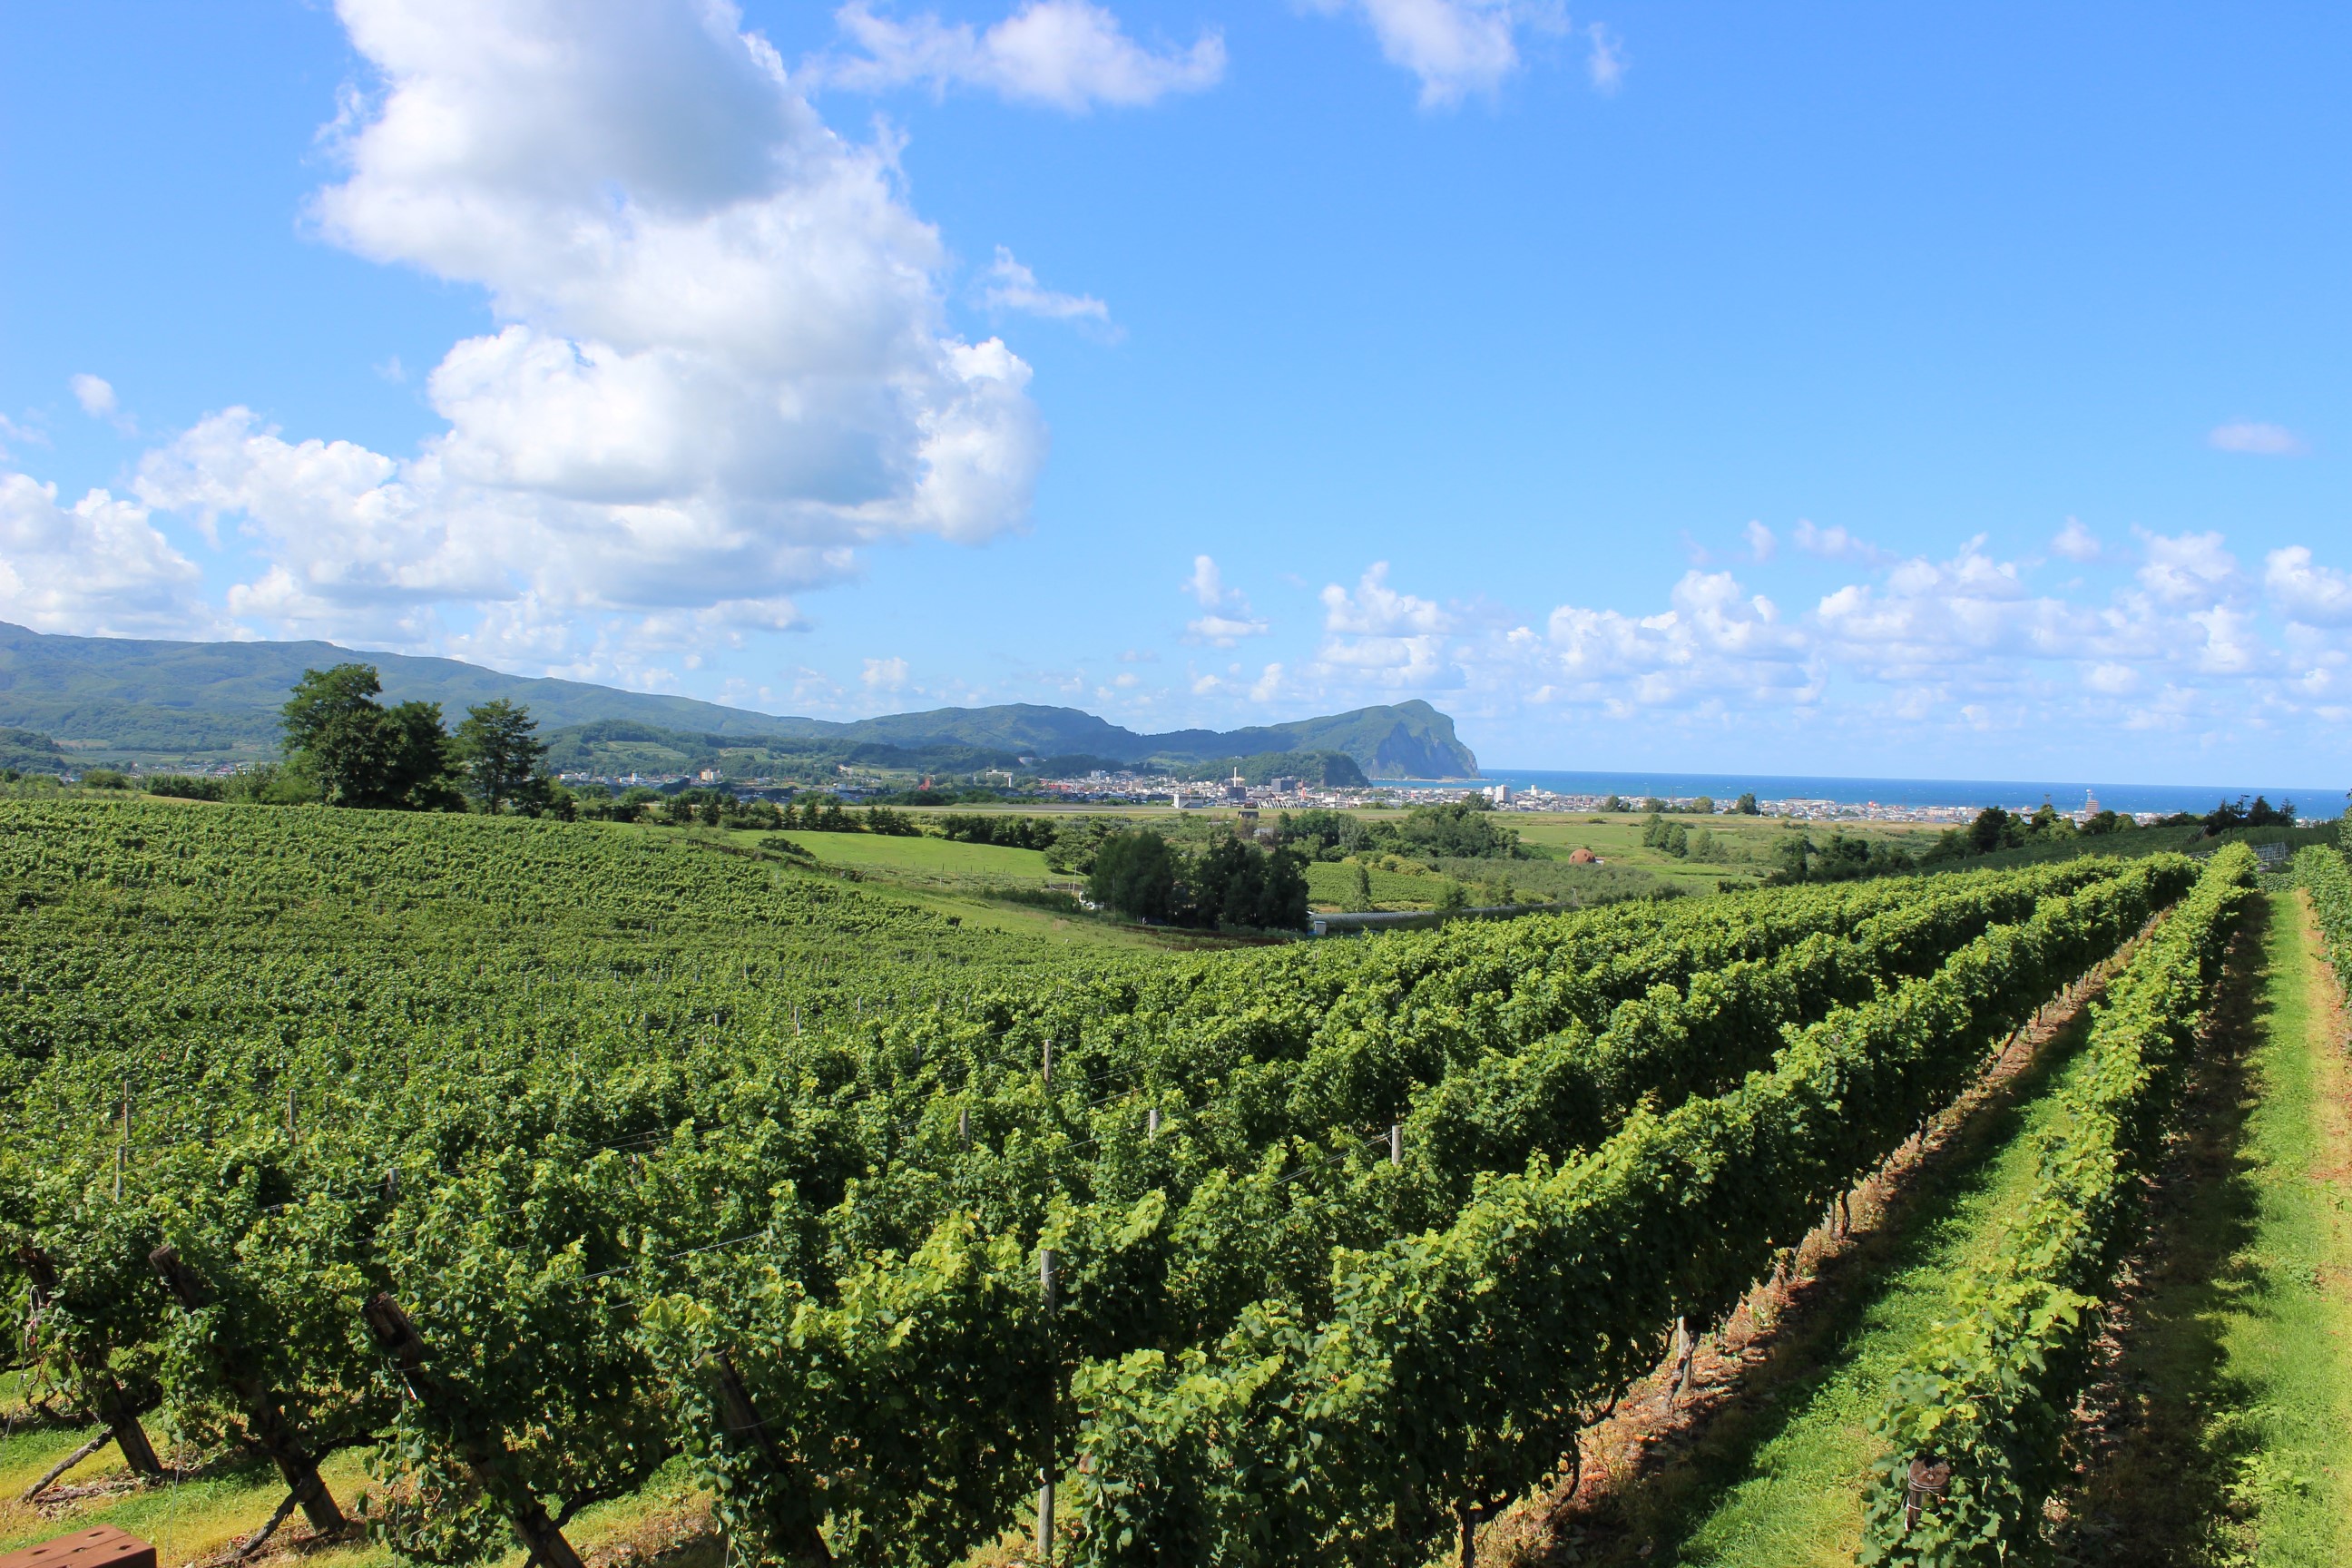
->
[280,664,459,809]
[282,664,395,805]
[385,701,466,811]
[1089,830,1180,923]
[1965,807,2014,855]
[1436,880,1470,914]
[1350,860,1374,911]
[455,700,551,814]
[1734,792,1759,816]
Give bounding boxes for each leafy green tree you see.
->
[1966,806,2016,854]
[281,664,460,809]
[1770,834,1812,883]
[1436,879,1470,913]
[1350,859,1374,911]
[1088,829,1180,923]
[454,700,551,814]
[386,701,465,811]
[1734,791,1759,815]
[282,664,395,805]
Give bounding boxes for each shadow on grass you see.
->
[1567,1000,2103,1564]
[2047,896,2273,1565]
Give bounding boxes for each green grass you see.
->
[729,826,1055,884]
[2030,890,2352,1564]
[2208,893,2352,1563]
[1609,1012,2100,1566]
[1302,858,1451,909]
[2096,890,2352,1563]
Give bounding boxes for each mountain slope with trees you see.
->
[0,622,1477,778]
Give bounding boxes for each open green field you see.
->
[732,825,1057,886]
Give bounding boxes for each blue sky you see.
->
[4,2,2347,784]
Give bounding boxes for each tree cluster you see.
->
[1273,796,1524,863]
[277,666,559,816]
[1086,828,1310,931]
[935,813,1063,850]
[1641,811,1732,862]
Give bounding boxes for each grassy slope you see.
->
[1637,1014,2102,1565]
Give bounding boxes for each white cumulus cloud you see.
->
[127,0,1046,665]
[1308,0,1568,108]
[0,472,217,636]
[823,0,1225,111]
[1315,562,1457,686]
[2266,545,2352,626]
[2049,516,2102,563]
[1183,552,1269,645]
[70,375,117,419]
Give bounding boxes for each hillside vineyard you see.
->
[1,803,2259,1568]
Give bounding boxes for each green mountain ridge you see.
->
[0,623,1479,779]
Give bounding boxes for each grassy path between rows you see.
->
[2053,890,2352,1564]
[1605,888,2352,1568]
[1630,999,2105,1566]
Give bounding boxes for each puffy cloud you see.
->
[1308,0,1567,108]
[982,247,1113,328]
[862,654,910,691]
[1792,517,1887,564]
[126,0,1045,653]
[2134,530,2238,608]
[0,472,217,636]
[2208,420,2307,456]
[1742,519,1775,561]
[1544,569,1812,710]
[1315,562,1458,687]
[823,1,1225,111]
[69,375,117,419]
[1321,560,1450,636]
[2266,545,2352,626]
[1182,554,1269,645]
[2049,516,2102,563]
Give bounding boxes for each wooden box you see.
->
[0,1528,158,1568]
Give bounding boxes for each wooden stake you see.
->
[15,1245,162,1478]
[19,1428,113,1503]
[1389,1123,1403,1165]
[1037,1249,1058,1568]
[361,1293,585,1568]
[152,1246,346,1533]
[704,1348,833,1566]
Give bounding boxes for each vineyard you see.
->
[2,800,2342,1567]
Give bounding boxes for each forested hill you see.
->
[0,622,1479,778]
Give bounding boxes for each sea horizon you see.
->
[1387,769,2343,819]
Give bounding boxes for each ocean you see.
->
[1380,769,2342,818]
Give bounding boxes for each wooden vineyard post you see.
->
[359,1293,586,1568]
[1389,1123,1402,1165]
[15,1246,163,1478]
[1146,1107,1160,1141]
[1036,1248,1057,1568]
[148,1247,345,1534]
[702,1348,833,1567]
